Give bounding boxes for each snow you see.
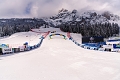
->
[0,28,120,80]
[70,33,82,44]
[43,9,120,27]
[0,31,42,47]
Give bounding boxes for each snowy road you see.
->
[0,28,120,80]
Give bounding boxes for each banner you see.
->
[82,36,104,43]
[113,44,120,48]
[19,46,25,51]
[2,48,12,53]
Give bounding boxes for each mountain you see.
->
[0,9,120,37]
[43,8,120,27]
[42,9,120,38]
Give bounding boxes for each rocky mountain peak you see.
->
[44,9,120,27]
[58,8,69,14]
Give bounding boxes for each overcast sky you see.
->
[0,0,119,18]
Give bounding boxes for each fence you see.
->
[67,32,119,52]
[0,31,50,55]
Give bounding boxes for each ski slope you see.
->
[0,31,43,47]
[0,28,120,80]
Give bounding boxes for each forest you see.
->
[0,18,46,37]
[59,21,119,38]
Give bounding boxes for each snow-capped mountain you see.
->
[43,8,120,27]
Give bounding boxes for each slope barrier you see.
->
[67,32,118,52]
[0,31,50,55]
[30,29,47,33]
[42,31,50,39]
[67,32,81,46]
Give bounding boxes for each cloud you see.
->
[0,0,120,18]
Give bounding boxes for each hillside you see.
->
[0,9,120,37]
[0,28,120,80]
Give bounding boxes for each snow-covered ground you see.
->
[70,33,82,44]
[0,28,120,80]
[0,31,43,48]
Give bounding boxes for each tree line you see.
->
[59,22,119,38]
[0,18,47,37]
